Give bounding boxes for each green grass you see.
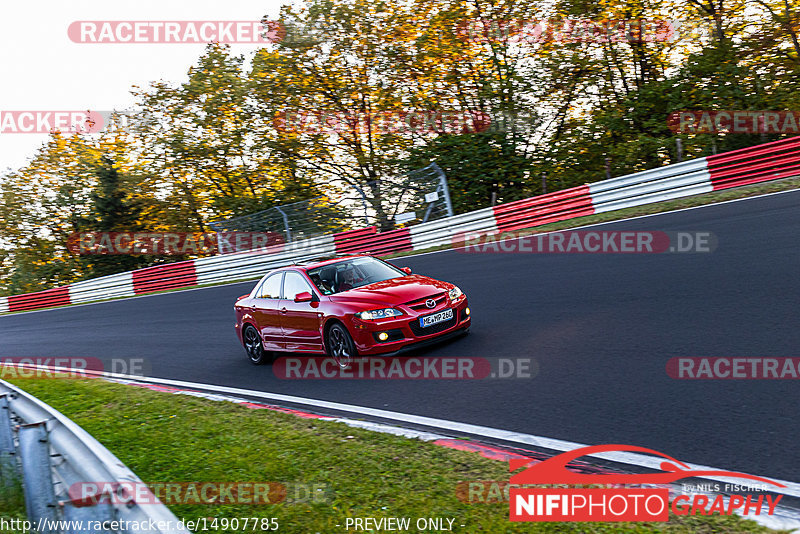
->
[0,460,26,534]
[1,378,788,534]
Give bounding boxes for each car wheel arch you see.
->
[241,321,259,340]
[322,318,349,348]
[323,317,344,335]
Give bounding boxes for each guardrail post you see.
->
[19,422,59,532]
[0,394,17,489]
[62,501,115,533]
[0,395,13,454]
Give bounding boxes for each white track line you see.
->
[9,363,800,498]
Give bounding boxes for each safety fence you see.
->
[0,378,189,533]
[1,135,798,314]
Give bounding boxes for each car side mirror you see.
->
[294,291,313,303]
[402,267,412,275]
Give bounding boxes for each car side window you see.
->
[257,272,283,299]
[282,271,313,300]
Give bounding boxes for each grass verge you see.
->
[0,466,25,534]
[0,378,788,534]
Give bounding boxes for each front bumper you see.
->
[348,298,471,356]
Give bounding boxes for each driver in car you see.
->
[338,265,364,292]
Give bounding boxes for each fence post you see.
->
[274,206,292,243]
[19,422,59,532]
[431,163,454,217]
[348,183,372,225]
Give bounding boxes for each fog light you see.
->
[378,332,389,341]
[465,307,470,316]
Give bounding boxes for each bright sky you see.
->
[0,0,287,172]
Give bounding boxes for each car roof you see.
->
[273,254,372,272]
[251,254,390,293]
[300,254,373,269]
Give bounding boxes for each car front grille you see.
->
[406,293,447,311]
[409,314,458,336]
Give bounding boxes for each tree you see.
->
[402,132,531,212]
[78,156,150,277]
[134,44,327,231]
[0,133,97,295]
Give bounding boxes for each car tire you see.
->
[243,325,272,365]
[327,322,356,369]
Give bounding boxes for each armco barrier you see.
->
[588,158,712,213]
[69,271,135,304]
[7,286,71,313]
[0,379,190,533]
[492,185,595,232]
[193,234,335,286]
[333,227,378,253]
[2,135,798,314]
[333,227,414,255]
[707,136,800,190]
[132,261,198,295]
[409,207,498,250]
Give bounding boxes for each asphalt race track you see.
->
[2,190,799,481]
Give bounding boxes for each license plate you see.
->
[420,308,453,328]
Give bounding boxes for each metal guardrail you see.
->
[2,136,800,314]
[589,158,712,213]
[0,379,190,533]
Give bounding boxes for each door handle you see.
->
[280,307,288,314]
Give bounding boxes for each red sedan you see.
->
[234,255,470,366]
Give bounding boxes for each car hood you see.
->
[328,275,452,307]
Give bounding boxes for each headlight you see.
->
[355,308,404,320]
[448,286,463,300]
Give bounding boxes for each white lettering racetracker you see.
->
[276,357,488,380]
[67,21,282,44]
[456,231,716,254]
[462,231,663,253]
[667,357,800,379]
[0,111,101,134]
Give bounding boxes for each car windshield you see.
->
[306,257,404,295]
